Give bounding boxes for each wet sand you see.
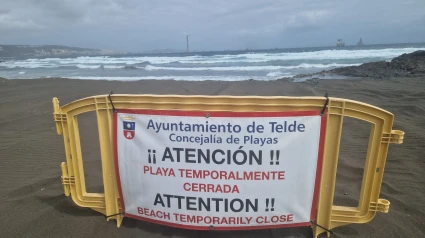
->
[0,77,424,237]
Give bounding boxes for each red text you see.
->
[183,182,240,193]
[137,207,171,220]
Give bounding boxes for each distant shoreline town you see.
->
[0,45,123,59]
[1,42,425,59]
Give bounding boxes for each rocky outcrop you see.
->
[288,50,425,81]
[325,50,425,78]
[327,50,425,78]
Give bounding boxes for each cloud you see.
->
[0,0,424,51]
[0,9,10,15]
[233,9,332,37]
[31,0,86,20]
[284,10,332,30]
[0,12,45,30]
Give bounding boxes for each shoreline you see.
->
[2,48,425,84]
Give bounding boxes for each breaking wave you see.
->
[1,45,424,81]
[144,63,360,71]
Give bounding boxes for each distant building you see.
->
[336,39,345,47]
[357,38,364,46]
[52,49,69,54]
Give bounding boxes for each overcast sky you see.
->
[0,0,424,52]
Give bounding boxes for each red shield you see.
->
[124,130,135,140]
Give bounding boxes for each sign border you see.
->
[113,109,327,230]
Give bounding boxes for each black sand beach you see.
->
[1,77,425,237]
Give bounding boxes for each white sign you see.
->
[114,109,326,230]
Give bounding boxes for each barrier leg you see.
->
[61,162,71,197]
[95,97,123,227]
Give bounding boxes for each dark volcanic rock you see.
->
[288,50,425,81]
[326,50,425,78]
[391,50,425,73]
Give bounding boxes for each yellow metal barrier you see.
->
[52,94,404,237]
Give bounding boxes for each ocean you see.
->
[1,43,425,81]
